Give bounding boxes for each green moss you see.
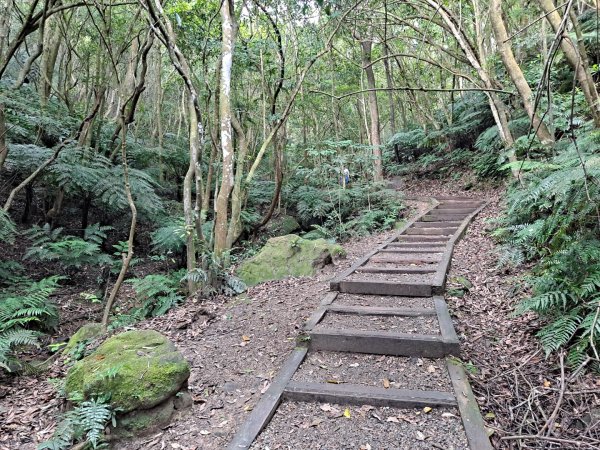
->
[237,234,345,286]
[62,323,103,354]
[65,330,189,413]
[113,398,175,438]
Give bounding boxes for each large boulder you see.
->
[65,330,190,414]
[62,323,103,354]
[237,234,345,286]
[266,214,301,236]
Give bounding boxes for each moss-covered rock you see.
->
[62,323,103,354]
[112,397,175,438]
[266,215,301,236]
[65,330,189,413]
[237,234,345,286]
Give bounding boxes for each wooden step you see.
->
[379,247,444,254]
[396,235,449,242]
[387,242,447,249]
[283,381,457,408]
[421,214,466,222]
[357,266,437,274]
[434,208,477,214]
[337,279,436,296]
[405,227,457,235]
[412,221,462,228]
[369,255,440,264]
[309,328,452,357]
[325,305,437,316]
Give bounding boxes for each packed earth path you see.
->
[4,182,596,450]
[228,195,491,450]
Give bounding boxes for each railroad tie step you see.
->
[405,227,458,235]
[356,266,437,274]
[378,247,445,254]
[395,234,449,242]
[387,242,447,248]
[421,214,467,222]
[412,221,462,228]
[283,382,457,408]
[307,297,459,357]
[433,208,478,214]
[337,279,434,296]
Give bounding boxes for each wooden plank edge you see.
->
[283,381,457,408]
[446,359,494,450]
[338,280,433,297]
[226,347,308,450]
[434,297,460,351]
[303,292,338,331]
[329,201,438,291]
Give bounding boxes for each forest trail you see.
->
[229,196,493,449]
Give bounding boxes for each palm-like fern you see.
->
[38,397,114,450]
[0,276,61,372]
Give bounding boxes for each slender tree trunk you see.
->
[226,115,249,249]
[537,0,600,126]
[382,45,396,136]
[0,103,7,171]
[360,39,383,181]
[490,0,554,144]
[214,0,235,258]
[183,98,199,293]
[101,113,138,332]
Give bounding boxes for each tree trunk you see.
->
[0,103,7,171]
[490,0,554,144]
[537,0,600,126]
[213,0,235,258]
[361,39,383,181]
[382,45,396,135]
[183,98,199,293]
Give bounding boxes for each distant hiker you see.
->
[340,167,350,187]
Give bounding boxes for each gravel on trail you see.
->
[332,293,435,309]
[251,401,469,450]
[292,352,453,392]
[346,272,435,283]
[315,311,440,334]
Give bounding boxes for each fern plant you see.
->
[0,276,61,372]
[497,131,600,368]
[127,273,184,317]
[24,224,113,270]
[38,397,115,450]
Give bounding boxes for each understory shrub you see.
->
[495,134,600,369]
[0,276,61,372]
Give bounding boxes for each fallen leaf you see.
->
[416,431,426,441]
[441,412,456,418]
[320,404,333,412]
[360,444,372,450]
[383,378,390,389]
[386,416,399,423]
[543,380,551,388]
[485,412,495,419]
[326,379,343,384]
[427,365,436,373]
[343,408,351,418]
[310,418,323,427]
[242,335,250,341]
[423,407,432,414]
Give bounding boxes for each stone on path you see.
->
[237,234,345,286]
